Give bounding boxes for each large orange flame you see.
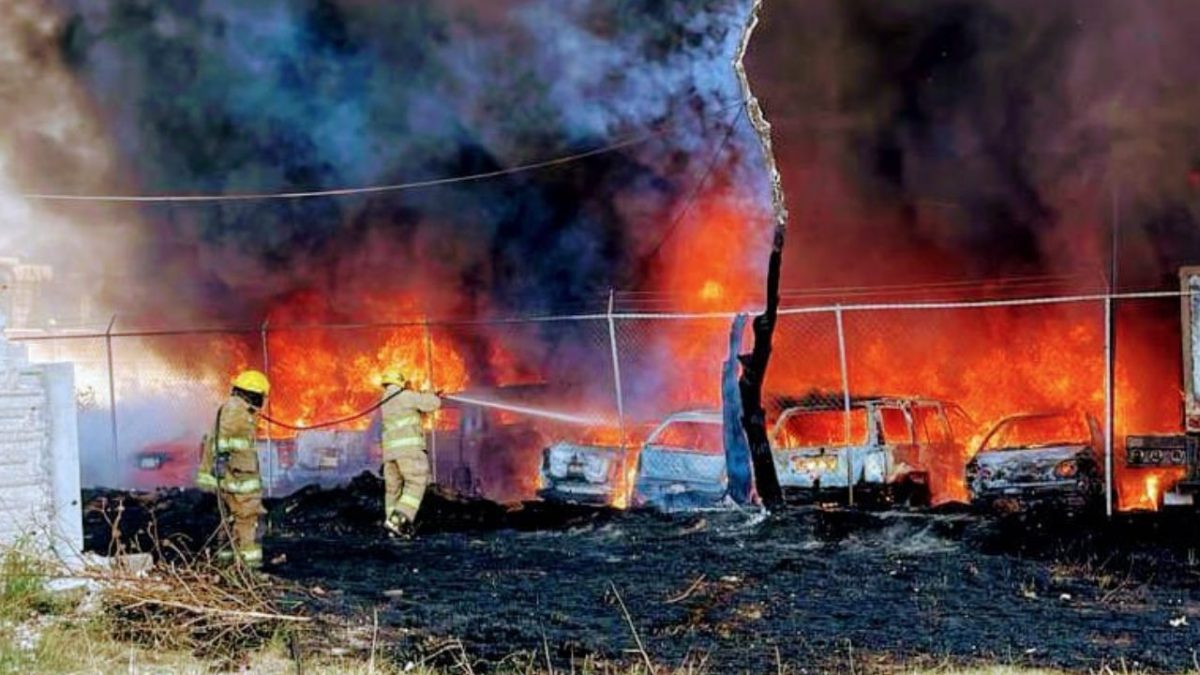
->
[648,193,1183,509]
[261,291,470,437]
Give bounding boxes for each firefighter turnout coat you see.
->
[196,395,265,566]
[380,385,442,524]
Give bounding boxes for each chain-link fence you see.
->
[7,291,1187,513]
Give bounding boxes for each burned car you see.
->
[966,411,1104,512]
[257,429,373,496]
[538,425,652,506]
[129,441,197,491]
[771,397,971,506]
[633,410,728,511]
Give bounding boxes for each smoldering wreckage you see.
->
[9,0,1200,671]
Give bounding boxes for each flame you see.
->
[661,198,767,314]
[645,229,1186,510]
[261,291,471,438]
[699,280,725,303]
[611,448,641,510]
[1145,474,1161,508]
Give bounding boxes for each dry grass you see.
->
[94,553,309,661]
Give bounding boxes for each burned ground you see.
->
[84,477,1200,672]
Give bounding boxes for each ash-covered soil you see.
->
[84,475,1200,672]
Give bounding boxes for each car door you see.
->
[912,403,959,496]
[873,404,915,484]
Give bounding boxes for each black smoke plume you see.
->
[52,0,766,324]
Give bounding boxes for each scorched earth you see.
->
[85,475,1200,672]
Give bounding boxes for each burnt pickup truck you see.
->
[771,397,971,506]
[966,411,1105,512]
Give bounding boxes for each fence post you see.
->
[1104,295,1114,517]
[105,315,119,476]
[424,319,438,485]
[834,305,854,506]
[607,290,627,499]
[261,318,273,498]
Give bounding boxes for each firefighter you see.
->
[378,370,442,536]
[196,370,269,567]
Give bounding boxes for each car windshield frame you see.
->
[980,413,1091,452]
[646,419,724,455]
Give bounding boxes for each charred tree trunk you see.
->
[735,0,786,509]
[738,235,784,508]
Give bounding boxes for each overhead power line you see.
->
[20,99,745,204]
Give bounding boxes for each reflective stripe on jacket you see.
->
[195,472,218,491]
[380,386,441,455]
[216,437,253,453]
[219,475,263,494]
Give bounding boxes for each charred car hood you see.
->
[973,445,1090,471]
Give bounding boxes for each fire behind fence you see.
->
[7,291,1187,512]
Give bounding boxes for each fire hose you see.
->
[259,390,605,431]
[259,387,408,431]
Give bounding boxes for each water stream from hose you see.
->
[444,394,608,426]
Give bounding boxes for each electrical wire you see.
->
[20,99,746,204]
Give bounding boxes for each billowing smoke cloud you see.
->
[0,0,139,326]
[49,0,769,324]
[747,0,1200,293]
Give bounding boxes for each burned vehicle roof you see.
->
[771,392,958,413]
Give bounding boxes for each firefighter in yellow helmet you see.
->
[196,370,269,567]
[378,369,441,537]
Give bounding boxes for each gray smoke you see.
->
[47,0,769,324]
[0,0,140,327]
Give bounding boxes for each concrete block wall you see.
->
[0,319,81,562]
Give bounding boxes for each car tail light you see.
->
[137,455,164,471]
[1055,460,1078,478]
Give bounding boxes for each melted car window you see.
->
[649,421,724,454]
[776,409,868,447]
[878,407,912,444]
[913,406,951,444]
[984,414,1090,451]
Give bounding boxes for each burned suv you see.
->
[771,397,971,506]
[966,411,1104,512]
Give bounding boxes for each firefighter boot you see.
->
[383,511,412,539]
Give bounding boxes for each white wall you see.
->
[0,325,82,562]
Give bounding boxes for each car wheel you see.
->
[905,481,932,508]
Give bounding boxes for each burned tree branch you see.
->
[734,0,787,509]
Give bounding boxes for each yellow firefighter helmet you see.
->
[379,369,409,388]
[232,370,271,395]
